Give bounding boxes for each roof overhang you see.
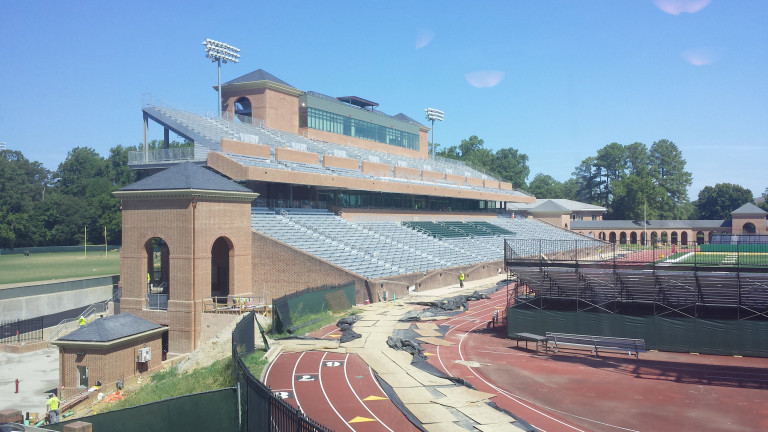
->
[217,80,303,97]
[114,188,258,201]
[52,326,167,349]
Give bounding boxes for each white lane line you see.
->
[459,320,639,432]
[291,351,307,412]
[343,354,395,432]
[262,350,281,384]
[318,351,355,431]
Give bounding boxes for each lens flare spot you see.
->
[653,0,711,15]
[465,70,505,88]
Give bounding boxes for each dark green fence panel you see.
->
[272,281,355,333]
[507,308,768,357]
[47,388,238,432]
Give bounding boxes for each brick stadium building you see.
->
[115,69,601,355]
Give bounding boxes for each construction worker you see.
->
[46,393,60,424]
[459,272,465,288]
[78,316,86,326]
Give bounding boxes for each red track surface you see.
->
[428,290,768,432]
[263,349,420,431]
[265,288,768,431]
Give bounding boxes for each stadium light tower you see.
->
[425,108,444,157]
[202,38,240,117]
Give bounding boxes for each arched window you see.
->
[145,237,170,310]
[696,231,705,245]
[681,231,688,244]
[743,222,756,234]
[651,232,659,245]
[235,97,252,122]
[661,231,668,244]
[630,232,638,244]
[619,232,627,244]
[599,232,606,241]
[671,231,678,245]
[609,232,617,243]
[211,237,234,301]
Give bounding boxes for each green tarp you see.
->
[507,308,768,357]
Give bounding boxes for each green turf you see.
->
[659,251,768,267]
[0,251,120,285]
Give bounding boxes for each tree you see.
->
[436,135,530,188]
[609,175,663,220]
[696,183,754,220]
[491,147,529,189]
[0,150,51,248]
[528,174,564,199]
[649,139,692,219]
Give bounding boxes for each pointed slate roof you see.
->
[58,314,163,343]
[223,69,294,88]
[530,199,571,214]
[119,162,251,193]
[731,202,767,215]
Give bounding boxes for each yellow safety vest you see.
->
[48,396,59,411]
[459,273,464,281]
[79,317,86,326]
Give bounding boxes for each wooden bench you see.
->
[511,332,548,354]
[545,332,646,359]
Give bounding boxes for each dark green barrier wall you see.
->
[273,281,355,333]
[507,308,768,357]
[47,388,238,432]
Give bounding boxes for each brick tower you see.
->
[114,162,257,354]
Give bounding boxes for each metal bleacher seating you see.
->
[141,103,533,197]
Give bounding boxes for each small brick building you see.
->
[52,314,167,399]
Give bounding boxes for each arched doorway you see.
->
[619,232,627,244]
[211,237,233,300]
[235,97,252,122]
[599,232,606,241]
[661,231,668,244]
[651,232,658,245]
[630,232,638,244]
[697,231,705,244]
[743,222,756,234]
[671,231,678,245]
[681,231,688,244]
[145,237,170,310]
[609,232,617,243]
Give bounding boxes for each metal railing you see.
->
[128,147,197,165]
[146,293,169,311]
[0,317,43,345]
[505,239,768,269]
[48,289,120,344]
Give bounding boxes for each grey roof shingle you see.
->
[223,69,294,88]
[58,314,162,343]
[119,162,251,193]
[732,202,767,215]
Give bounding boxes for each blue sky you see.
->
[1,0,766,200]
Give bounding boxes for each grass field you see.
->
[660,251,768,267]
[0,251,120,285]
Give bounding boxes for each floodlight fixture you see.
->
[425,108,444,156]
[203,38,241,117]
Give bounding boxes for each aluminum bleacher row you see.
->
[250,208,596,280]
[514,266,768,312]
[142,104,531,196]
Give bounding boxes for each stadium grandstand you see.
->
[116,68,604,353]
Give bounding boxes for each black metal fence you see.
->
[0,317,43,344]
[505,239,768,269]
[232,312,332,432]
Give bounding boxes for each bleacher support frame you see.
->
[505,239,768,320]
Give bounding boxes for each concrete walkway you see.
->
[0,347,59,416]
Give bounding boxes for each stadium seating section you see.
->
[250,208,593,279]
[141,104,530,196]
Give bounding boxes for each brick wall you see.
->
[220,139,271,159]
[58,334,163,399]
[275,147,320,165]
[251,231,366,303]
[323,155,360,171]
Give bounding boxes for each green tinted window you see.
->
[306,107,419,150]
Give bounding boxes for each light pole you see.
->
[202,38,240,117]
[425,108,444,157]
